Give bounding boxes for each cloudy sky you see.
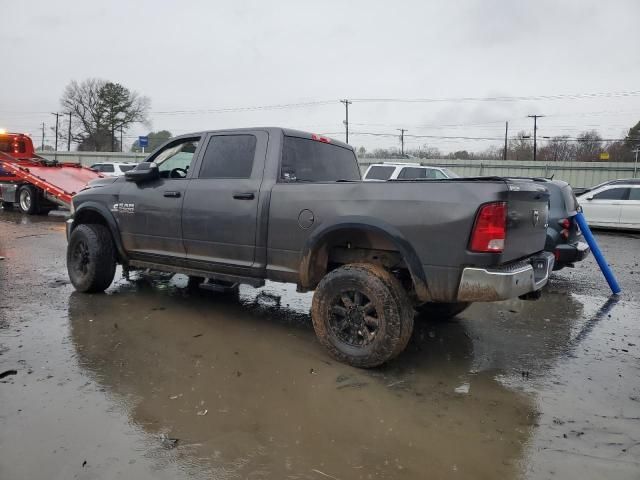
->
[2,0,639,153]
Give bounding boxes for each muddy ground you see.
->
[0,209,638,480]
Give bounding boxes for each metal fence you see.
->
[358,159,639,188]
[36,151,637,189]
[37,151,147,167]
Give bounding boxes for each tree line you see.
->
[358,123,640,162]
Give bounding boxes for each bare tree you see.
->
[575,130,603,162]
[60,78,150,151]
[539,136,575,162]
[509,131,533,160]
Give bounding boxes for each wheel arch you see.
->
[299,217,428,301]
[71,202,128,263]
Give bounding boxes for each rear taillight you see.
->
[469,202,507,253]
[558,218,570,240]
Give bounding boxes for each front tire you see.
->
[17,185,38,214]
[67,224,116,293]
[311,263,414,368]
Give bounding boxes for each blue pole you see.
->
[574,210,621,295]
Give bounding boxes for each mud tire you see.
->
[311,263,414,368]
[415,302,471,320]
[67,224,116,293]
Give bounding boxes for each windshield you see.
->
[440,168,460,178]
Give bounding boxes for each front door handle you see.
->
[164,191,181,198]
[232,192,255,200]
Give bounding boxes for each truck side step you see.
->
[128,259,265,289]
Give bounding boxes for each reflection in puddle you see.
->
[67,274,536,479]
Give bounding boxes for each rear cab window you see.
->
[280,136,360,182]
[365,165,395,180]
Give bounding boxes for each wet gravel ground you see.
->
[1,209,639,480]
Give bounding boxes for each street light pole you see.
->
[67,112,72,151]
[633,148,639,178]
[51,112,60,160]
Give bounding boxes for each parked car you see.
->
[576,179,640,230]
[89,162,137,177]
[66,128,553,367]
[363,162,459,181]
[508,178,590,270]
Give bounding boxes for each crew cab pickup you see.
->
[66,128,553,367]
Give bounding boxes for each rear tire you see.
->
[67,224,116,293]
[17,185,38,214]
[311,263,414,368]
[415,302,471,320]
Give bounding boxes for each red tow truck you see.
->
[0,131,102,215]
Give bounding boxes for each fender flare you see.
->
[72,201,128,262]
[299,216,428,300]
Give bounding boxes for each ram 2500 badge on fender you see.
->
[66,128,553,367]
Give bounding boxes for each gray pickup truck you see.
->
[66,128,553,367]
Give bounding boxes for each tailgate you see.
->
[502,181,550,262]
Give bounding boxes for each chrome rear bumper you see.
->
[457,252,554,302]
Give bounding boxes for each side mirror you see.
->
[125,162,159,183]
[586,197,593,201]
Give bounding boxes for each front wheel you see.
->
[311,263,414,368]
[67,224,117,293]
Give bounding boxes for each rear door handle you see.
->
[163,191,181,198]
[232,192,255,200]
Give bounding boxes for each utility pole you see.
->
[528,114,544,162]
[67,112,72,151]
[633,148,639,178]
[41,122,45,151]
[503,121,509,160]
[51,112,60,158]
[340,99,352,144]
[120,126,123,152]
[397,129,407,156]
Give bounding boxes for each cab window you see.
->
[151,138,200,179]
[592,188,629,200]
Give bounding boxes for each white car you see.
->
[363,162,459,181]
[89,162,138,177]
[577,179,640,230]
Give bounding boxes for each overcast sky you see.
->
[2,0,639,153]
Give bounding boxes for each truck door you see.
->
[182,131,267,269]
[117,136,202,258]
